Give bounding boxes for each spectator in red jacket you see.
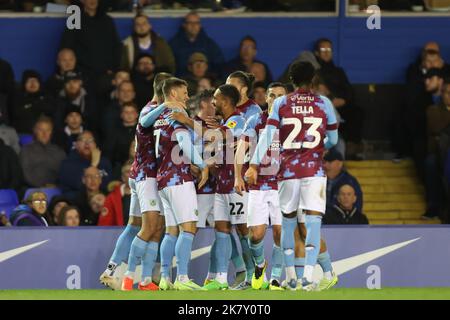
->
[98,163,131,226]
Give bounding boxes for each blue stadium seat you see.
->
[0,189,19,218]
[19,134,33,147]
[23,187,62,203]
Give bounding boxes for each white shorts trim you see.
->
[159,181,198,227]
[247,190,282,227]
[213,192,248,225]
[278,177,326,215]
[129,178,161,217]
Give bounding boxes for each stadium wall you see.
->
[1,226,449,289]
[0,16,450,84]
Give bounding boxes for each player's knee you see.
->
[214,221,231,234]
[283,212,297,219]
[250,229,265,243]
[272,227,281,245]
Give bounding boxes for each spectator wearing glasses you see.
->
[9,191,50,227]
[314,38,363,160]
[170,11,225,76]
[58,130,112,197]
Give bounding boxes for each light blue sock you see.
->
[295,257,305,279]
[249,239,265,266]
[142,241,159,279]
[175,232,195,277]
[318,251,333,273]
[110,225,139,265]
[305,215,322,267]
[216,232,232,273]
[239,235,254,281]
[127,236,147,273]
[231,234,246,273]
[281,216,297,268]
[270,245,283,281]
[208,239,217,274]
[160,233,177,278]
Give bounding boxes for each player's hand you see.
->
[234,176,247,196]
[198,166,209,190]
[190,164,201,178]
[244,165,258,185]
[169,110,190,124]
[205,116,220,129]
[91,148,101,167]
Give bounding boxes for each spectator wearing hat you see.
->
[323,148,363,213]
[58,130,112,197]
[12,70,56,135]
[323,184,369,225]
[222,35,273,83]
[0,109,20,154]
[98,163,132,226]
[121,14,175,74]
[0,57,15,124]
[183,52,217,97]
[131,53,156,109]
[20,116,66,188]
[103,102,138,180]
[170,11,225,76]
[55,70,97,134]
[53,105,85,154]
[46,48,82,98]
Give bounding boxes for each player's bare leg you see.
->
[100,216,141,290]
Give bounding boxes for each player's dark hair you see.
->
[162,77,188,98]
[153,72,172,98]
[229,71,256,96]
[217,84,240,107]
[267,82,287,92]
[253,81,266,90]
[240,35,257,50]
[314,38,332,52]
[289,61,316,87]
[197,89,215,102]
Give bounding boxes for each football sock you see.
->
[239,235,254,281]
[281,216,296,268]
[318,251,333,280]
[175,231,194,278]
[304,215,322,282]
[216,232,232,275]
[295,257,305,279]
[110,224,139,265]
[160,233,177,279]
[230,234,246,273]
[142,241,159,280]
[127,236,147,274]
[270,245,283,282]
[207,239,217,280]
[249,239,265,267]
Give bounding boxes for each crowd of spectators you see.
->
[0,2,449,226]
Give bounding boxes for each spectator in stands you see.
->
[0,57,15,124]
[422,79,450,220]
[0,212,11,227]
[58,205,81,227]
[121,14,175,74]
[250,62,270,87]
[101,80,136,143]
[279,50,321,84]
[12,70,56,135]
[53,105,84,154]
[424,68,444,105]
[314,38,363,160]
[252,81,267,110]
[48,195,72,226]
[197,77,215,94]
[104,103,137,180]
[170,11,225,76]
[131,53,155,109]
[183,52,217,97]
[0,109,20,154]
[71,166,105,225]
[60,0,122,80]
[323,148,363,212]
[55,71,97,134]
[46,48,80,98]
[9,191,50,226]
[98,163,132,226]
[0,138,23,192]
[323,184,369,225]
[58,130,112,196]
[109,69,131,101]
[20,116,66,188]
[223,35,273,83]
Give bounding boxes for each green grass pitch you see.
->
[1,288,450,300]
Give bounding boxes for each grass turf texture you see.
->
[1,288,450,300]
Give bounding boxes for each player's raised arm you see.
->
[139,102,166,127]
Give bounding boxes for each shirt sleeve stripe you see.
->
[327,123,338,130]
[267,119,280,127]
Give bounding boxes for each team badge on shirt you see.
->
[227,120,237,129]
[150,199,157,206]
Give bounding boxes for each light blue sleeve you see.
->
[319,95,338,149]
[249,124,277,165]
[175,130,205,169]
[267,96,285,126]
[241,114,259,139]
[324,130,338,149]
[223,115,245,138]
[139,103,166,128]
